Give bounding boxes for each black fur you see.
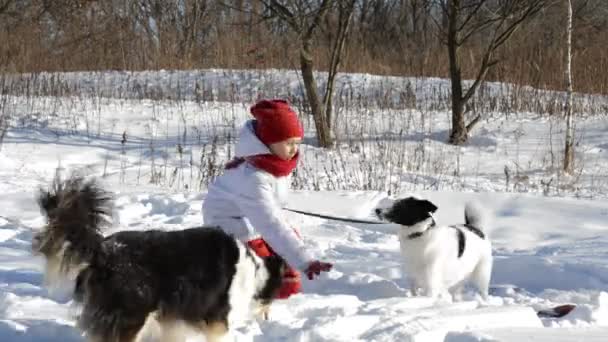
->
[33,176,285,341]
[256,255,286,305]
[453,227,466,258]
[464,224,485,239]
[33,176,111,271]
[406,231,425,240]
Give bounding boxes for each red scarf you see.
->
[225,153,299,177]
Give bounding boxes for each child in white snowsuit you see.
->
[203,99,332,298]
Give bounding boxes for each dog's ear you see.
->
[420,200,438,214]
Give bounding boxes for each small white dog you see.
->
[375,197,492,300]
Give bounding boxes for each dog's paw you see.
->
[434,292,455,305]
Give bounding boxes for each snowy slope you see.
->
[1,188,607,341]
[0,70,607,341]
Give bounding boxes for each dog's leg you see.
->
[472,256,493,301]
[205,320,229,342]
[423,263,445,299]
[408,277,420,297]
[158,316,188,342]
[449,283,464,301]
[86,335,104,342]
[84,318,146,342]
[118,328,143,342]
[118,319,149,342]
[257,303,271,321]
[194,320,230,342]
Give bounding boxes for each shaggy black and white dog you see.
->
[375,197,492,301]
[32,176,285,342]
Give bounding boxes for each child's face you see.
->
[269,137,302,160]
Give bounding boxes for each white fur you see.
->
[42,241,87,291]
[392,205,493,300]
[227,242,270,326]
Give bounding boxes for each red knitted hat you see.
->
[250,99,304,145]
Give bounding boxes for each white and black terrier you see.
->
[376,196,492,301]
[32,176,285,342]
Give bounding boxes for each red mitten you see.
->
[304,261,333,280]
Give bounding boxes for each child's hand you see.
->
[304,260,333,280]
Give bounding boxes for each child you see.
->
[203,99,333,299]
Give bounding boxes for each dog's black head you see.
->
[255,255,286,304]
[375,197,438,226]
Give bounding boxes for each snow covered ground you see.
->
[0,70,607,341]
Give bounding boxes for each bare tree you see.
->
[438,0,546,145]
[4,0,608,99]
[260,0,332,147]
[131,0,166,58]
[405,0,434,71]
[260,0,354,148]
[323,0,356,127]
[563,0,574,173]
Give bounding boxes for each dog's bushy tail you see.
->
[464,201,488,231]
[33,175,112,286]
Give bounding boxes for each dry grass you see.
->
[2,71,606,198]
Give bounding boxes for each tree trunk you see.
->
[300,39,333,148]
[324,0,355,130]
[264,0,334,148]
[563,0,574,174]
[442,0,544,146]
[447,1,468,145]
[0,96,7,152]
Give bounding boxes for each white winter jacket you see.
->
[202,120,313,270]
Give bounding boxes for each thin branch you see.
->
[0,0,16,15]
[264,0,300,32]
[465,114,482,132]
[302,0,332,41]
[458,16,503,45]
[457,0,488,33]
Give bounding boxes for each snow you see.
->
[0,69,608,341]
